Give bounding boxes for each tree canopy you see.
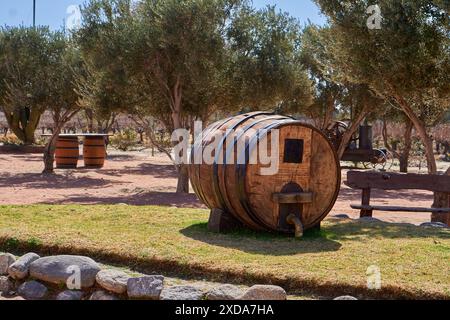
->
[75,0,313,192]
[0,27,60,144]
[314,0,450,172]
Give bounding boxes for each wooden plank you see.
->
[346,171,450,193]
[360,188,373,217]
[272,192,314,204]
[432,168,450,226]
[41,134,112,137]
[351,204,450,213]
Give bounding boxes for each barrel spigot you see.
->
[286,214,304,238]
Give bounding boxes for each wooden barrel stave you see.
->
[215,114,286,228]
[191,115,237,209]
[221,116,293,230]
[192,112,269,216]
[55,136,79,169]
[305,130,341,227]
[236,119,296,230]
[83,136,106,168]
[193,112,287,230]
[191,113,293,230]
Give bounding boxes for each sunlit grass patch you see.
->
[0,205,448,299]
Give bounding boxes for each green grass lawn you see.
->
[0,205,449,299]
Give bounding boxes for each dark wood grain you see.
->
[346,171,450,193]
[351,205,450,213]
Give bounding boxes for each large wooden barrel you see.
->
[83,136,106,168]
[189,112,341,234]
[55,136,79,169]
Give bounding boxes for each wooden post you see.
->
[431,168,450,226]
[208,208,242,233]
[309,222,321,232]
[431,192,450,226]
[447,194,450,226]
[360,188,373,217]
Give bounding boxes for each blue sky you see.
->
[0,0,326,30]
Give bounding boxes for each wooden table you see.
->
[42,134,112,169]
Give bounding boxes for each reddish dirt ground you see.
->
[0,150,442,225]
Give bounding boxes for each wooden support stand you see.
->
[431,212,450,226]
[346,171,450,226]
[309,222,321,232]
[360,188,373,217]
[431,192,450,226]
[208,208,242,233]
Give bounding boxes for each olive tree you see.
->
[226,5,313,112]
[0,27,53,144]
[77,0,313,194]
[0,27,83,172]
[300,25,382,159]
[42,35,84,174]
[314,0,450,173]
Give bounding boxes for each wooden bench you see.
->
[345,171,450,226]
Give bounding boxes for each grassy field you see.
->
[0,205,448,299]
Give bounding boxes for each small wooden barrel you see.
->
[189,112,341,234]
[55,136,79,169]
[83,136,106,168]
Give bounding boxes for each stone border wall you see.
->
[1,252,293,301]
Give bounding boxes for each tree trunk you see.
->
[432,167,450,226]
[392,94,437,174]
[399,121,413,173]
[143,126,174,162]
[383,119,413,173]
[170,78,190,194]
[321,95,335,130]
[24,108,41,144]
[85,110,94,133]
[337,104,370,159]
[42,108,80,174]
[42,126,62,174]
[2,107,42,145]
[176,164,190,194]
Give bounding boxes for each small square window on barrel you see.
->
[284,139,304,164]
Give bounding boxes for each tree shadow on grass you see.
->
[181,220,450,255]
[324,219,450,241]
[49,191,205,208]
[105,154,137,161]
[7,154,43,162]
[0,172,116,190]
[0,173,114,189]
[180,223,342,256]
[94,163,177,179]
